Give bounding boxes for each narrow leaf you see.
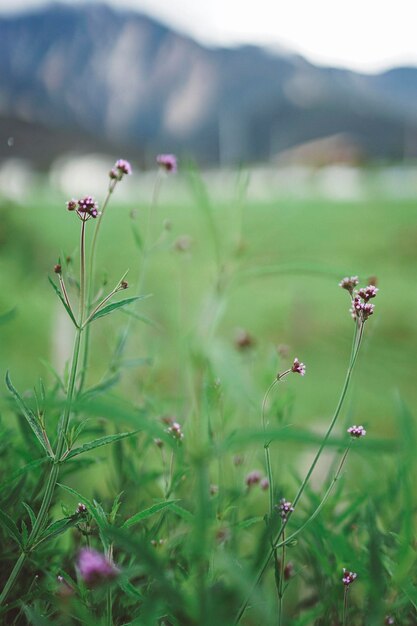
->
[22,502,37,529]
[5,371,52,457]
[168,503,194,523]
[123,500,179,529]
[0,510,23,548]
[36,516,80,546]
[90,295,150,323]
[48,276,78,327]
[66,431,138,460]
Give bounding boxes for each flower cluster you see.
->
[76,502,87,515]
[245,471,269,490]
[277,498,294,521]
[340,276,379,322]
[109,159,132,181]
[342,568,357,586]
[291,357,306,376]
[339,276,359,295]
[157,154,177,173]
[67,196,99,221]
[347,425,366,438]
[77,548,118,587]
[166,421,184,441]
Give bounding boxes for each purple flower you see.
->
[342,568,357,586]
[357,285,378,302]
[245,470,262,487]
[385,617,395,625]
[291,358,306,376]
[77,548,118,587]
[110,159,132,181]
[347,425,366,438]
[277,498,294,521]
[66,199,77,212]
[167,421,184,441]
[156,154,178,173]
[339,276,359,295]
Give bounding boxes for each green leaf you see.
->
[48,276,78,328]
[89,295,150,323]
[22,502,37,529]
[169,504,194,523]
[235,516,264,530]
[58,484,110,548]
[123,500,179,529]
[0,509,23,548]
[65,431,139,460]
[5,372,53,458]
[35,515,80,547]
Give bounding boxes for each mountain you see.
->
[1,2,417,166]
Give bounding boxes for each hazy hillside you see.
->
[1,2,417,165]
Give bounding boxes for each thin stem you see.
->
[342,586,349,626]
[79,219,87,324]
[262,378,279,520]
[234,323,365,625]
[278,530,285,626]
[79,181,116,392]
[58,274,75,320]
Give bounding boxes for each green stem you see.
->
[342,586,348,626]
[0,221,88,607]
[234,322,365,625]
[262,379,279,521]
[278,530,285,626]
[79,182,116,392]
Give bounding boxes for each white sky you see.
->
[1,0,417,73]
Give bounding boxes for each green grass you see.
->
[0,170,416,625]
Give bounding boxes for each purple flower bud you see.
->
[167,421,184,440]
[342,568,357,586]
[114,159,132,178]
[260,477,270,491]
[76,502,87,514]
[156,154,177,173]
[77,548,118,587]
[66,199,77,212]
[347,425,366,438]
[357,285,379,302]
[245,470,262,487]
[291,358,306,376]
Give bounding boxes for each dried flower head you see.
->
[347,425,366,438]
[342,568,357,586]
[66,199,77,212]
[245,470,262,487]
[77,548,118,587]
[154,438,164,448]
[291,358,306,376]
[120,280,128,290]
[277,498,294,521]
[157,154,177,173]
[339,276,359,295]
[54,264,62,274]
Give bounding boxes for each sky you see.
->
[0,0,417,73]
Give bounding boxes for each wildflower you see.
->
[76,502,87,514]
[277,498,294,521]
[245,470,262,487]
[342,568,357,586]
[154,438,164,448]
[77,548,118,587]
[110,159,132,181]
[339,276,359,295]
[260,477,269,491]
[347,425,366,438]
[385,617,395,625]
[119,280,128,290]
[357,285,379,302]
[67,196,99,221]
[167,421,184,441]
[291,358,306,376]
[156,154,177,173]
[54,264,62,274]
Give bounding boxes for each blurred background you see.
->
[0,0,416,430]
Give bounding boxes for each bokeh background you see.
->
[1,0,417,439]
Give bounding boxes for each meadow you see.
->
[0,161,416,625]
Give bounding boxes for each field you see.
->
[0,164,416,625]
